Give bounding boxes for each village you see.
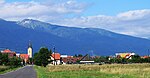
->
[1,42,150,66]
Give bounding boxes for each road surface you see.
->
[0,65,37,78]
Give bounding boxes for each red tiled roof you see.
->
[1,49,16,58]
[62,57,82,63]
[20,54,29,59]
[51,53,60,60]
[3,49,11,53]
[141,56,149,59]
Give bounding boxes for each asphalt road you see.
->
[0,65,37,78]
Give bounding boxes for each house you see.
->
[79,54,94,64]
[20,54,29,64]
[141,56,149,59]
[61,56,83,64]
[61,55,68,58]
[16,53,20,57]
[116,52,135,59]
[1,49,16,58]
[51,53,61,65]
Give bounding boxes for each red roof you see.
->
[51,53,60,60]
[3,49,12,53]
[141,56,149,59]
[20,54,29,60]
[1,49,16,58]
[62,57,82,63]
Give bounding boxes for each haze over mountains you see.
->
[0,18,150,56]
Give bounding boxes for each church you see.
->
[20,41,33,64]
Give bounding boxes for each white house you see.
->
[51,53,61,65]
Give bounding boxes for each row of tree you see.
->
[33,48,150,66]
[94,55,150,64]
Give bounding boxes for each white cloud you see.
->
[117,9,150,21]
[0,0,87,21]
[54,9,150,38]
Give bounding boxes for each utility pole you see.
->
[148,49,150,63]
[148,49,149,57]
[53,46,55,66]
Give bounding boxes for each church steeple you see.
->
[28,41,33,58]
[28,40,32,48]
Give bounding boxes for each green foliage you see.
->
[109,55,150,64]
[78,54,83,57]
[33,47,52,67]
[94,56,109,63]
[0,53,22,67]
[0,52,3,65]
[7,57,22,67]
[29,58,33,64]
[49,49,52,55]
[1,54,9,65]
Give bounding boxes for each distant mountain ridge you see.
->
[17,19,127,40]
[0,18,150,55]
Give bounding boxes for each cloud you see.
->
[117,9,150,21]
[55,9,150,38]
[0,0,87,21]
[0,0,5,4]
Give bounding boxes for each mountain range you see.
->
[0,18,150,56]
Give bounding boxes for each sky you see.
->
[1,0,150,38]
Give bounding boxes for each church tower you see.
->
[28,41,32,58]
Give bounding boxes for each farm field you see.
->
[34,64,150,78]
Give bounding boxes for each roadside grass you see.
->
[0,66,21,74]
[33,64,150,78]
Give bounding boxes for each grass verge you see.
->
[0,66,21,74]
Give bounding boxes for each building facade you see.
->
[51,53,61,65]
[116,52,135,59]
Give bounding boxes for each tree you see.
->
[33,47,51,67]
[29,58,33,64]
[78,54,83,57]
[8,57,22,67]
[128,55,142,63]
[2,54,9,65]
[49,49,52,55]
[94,56,109,63]
[0,52,3,65]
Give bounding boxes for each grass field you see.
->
[0,66,10,74]
[34,64,150,78]
[0,66,20,74]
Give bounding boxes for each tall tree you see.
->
[34,47,51,67]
